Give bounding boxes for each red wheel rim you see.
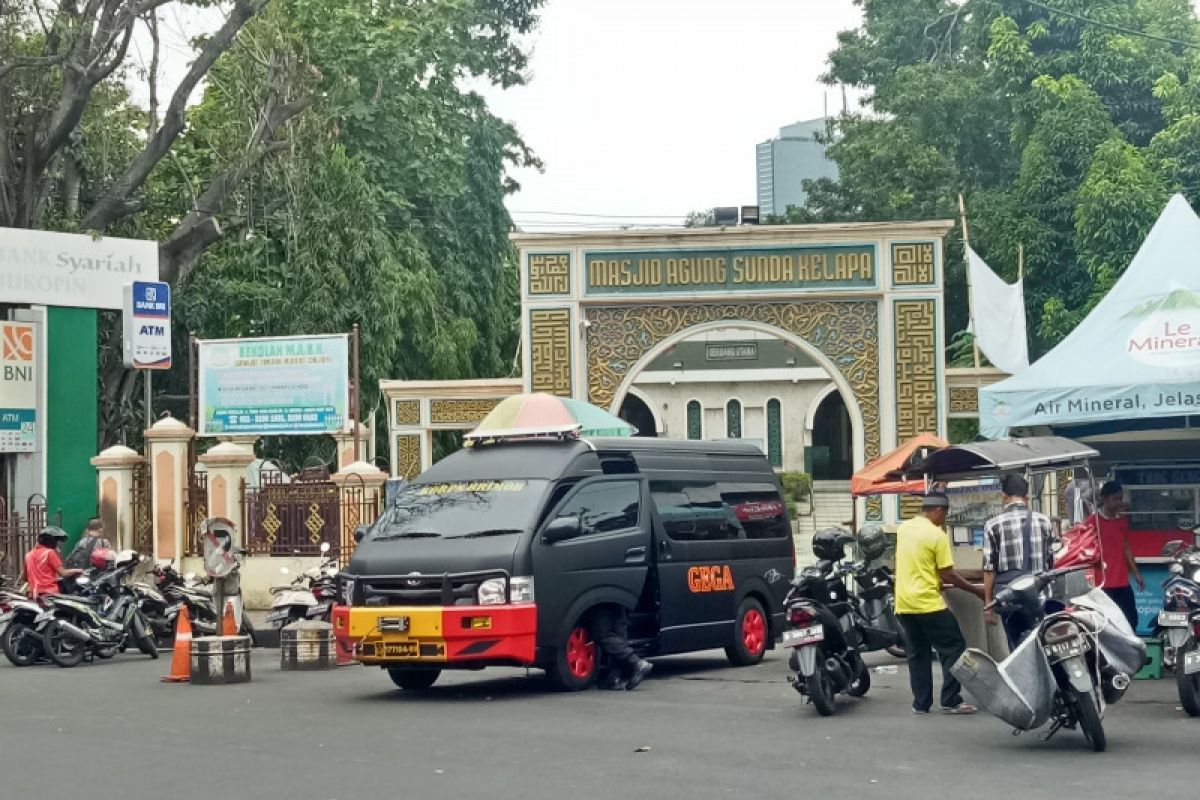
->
[566,627,596,679]
[742,608,766,655]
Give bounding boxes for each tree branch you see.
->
[79,0,270,232]
[0,53,68,81]
[161,96,311,284]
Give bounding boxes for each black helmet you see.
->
[812,528,854,561]
[857,525,888,560]
[37,526,69,548]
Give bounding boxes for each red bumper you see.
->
[333,604,538,665]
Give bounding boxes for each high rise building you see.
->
[756,118,839,218]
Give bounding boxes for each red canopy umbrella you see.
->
[851,433,949,497]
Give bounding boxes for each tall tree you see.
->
[792,0,1199,355]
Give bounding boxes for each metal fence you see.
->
[244,467,342,557]
[0,496,61,581]
[184,470,209,556]
[338,473,381,567]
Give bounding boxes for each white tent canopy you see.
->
[980,194,1200,438]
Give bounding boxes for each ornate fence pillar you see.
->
[331,461,387,564]
[198,441,257,549]
[144,416,195,564]
[90,445,143,552]
[332,423,373,471]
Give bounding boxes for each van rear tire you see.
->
[548,622,599,691]
[726,598,769,666]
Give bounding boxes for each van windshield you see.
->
[369,480,548,541]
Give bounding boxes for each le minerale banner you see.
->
[197,334,349,437]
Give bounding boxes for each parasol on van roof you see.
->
[465,393,636,443]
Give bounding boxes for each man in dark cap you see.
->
[983,473,1056,648]
[894,491,984,715]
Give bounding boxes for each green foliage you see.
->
[779,471,813,502]
[948,417,980,444]
[801,0,1200,356]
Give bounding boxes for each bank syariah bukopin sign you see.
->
[0,321,37,452]
[197,334,349,436]
[122,281,172,369]
[0,227,158,310]
[981,194,1200,437]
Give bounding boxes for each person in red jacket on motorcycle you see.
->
[23,528,83,599]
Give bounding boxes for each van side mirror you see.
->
[544,515,582,544]
[354,526,369,544]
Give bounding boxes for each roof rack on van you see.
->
[463,423,583,447]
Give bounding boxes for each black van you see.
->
[333,436,795,690]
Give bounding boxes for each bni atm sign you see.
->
[122,281,172,369]
[0,321,37,453]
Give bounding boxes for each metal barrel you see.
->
[280,621,335,671]
[190,635,252,685]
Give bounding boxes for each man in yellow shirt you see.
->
[895,492,984,715]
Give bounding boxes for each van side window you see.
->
[719,482,790,539]
[557,481,640,534]
[650,480,743,541]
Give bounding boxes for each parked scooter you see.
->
[267,542,339,628]
[38,551,160,667]
[1,586,48,667]
[953,519,1145,754]
[783,529,873,716]
[1154,539,1200,716]
[850,525,907,658]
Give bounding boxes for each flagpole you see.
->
[1018,243,1024,280]
[958,193,982,373]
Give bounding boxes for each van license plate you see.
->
[1159,611,1189,627]
[1185,650,1200,675]
[382,641,419,658]
[782,625,824,647]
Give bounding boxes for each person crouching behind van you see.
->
[894,492,984,715]
[592,607,653,690]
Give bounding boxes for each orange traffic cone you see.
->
[161,605,192,683]
[221,600,238,637]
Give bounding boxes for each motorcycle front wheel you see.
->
[1074,689,1107,753]
[1,622,41,667]
[42,620,87,668]
[806,668,837,717]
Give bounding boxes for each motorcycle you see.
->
[38,551,160,667]
[1,586,49,667]
[848,560,906,658]
[783,530,872,716]
[1154,539,1200,716]
[952,520,1145,753]
[151,561,258,645]
[267,542,338,628]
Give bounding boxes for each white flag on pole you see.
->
[966,246,1030,374]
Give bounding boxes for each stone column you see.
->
[198,441,257,548]
[89,445,144,551]
[143,416,195,565]
[332,423,373,471]
[331,461,388,557]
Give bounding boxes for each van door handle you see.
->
[658,539,671,559]
[625,546,647,563]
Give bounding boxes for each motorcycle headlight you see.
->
[477,576,535,606]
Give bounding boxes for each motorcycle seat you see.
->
[48,593,102,604]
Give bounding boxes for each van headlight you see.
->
[477,576,535,606]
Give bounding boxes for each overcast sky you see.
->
[481,0,864,229]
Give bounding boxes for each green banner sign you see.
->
[584,245,876,295]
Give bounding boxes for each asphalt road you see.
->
[0,648,1194,800]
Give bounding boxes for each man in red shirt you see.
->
[1096,482,1144,632]
[23,528,83,599]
